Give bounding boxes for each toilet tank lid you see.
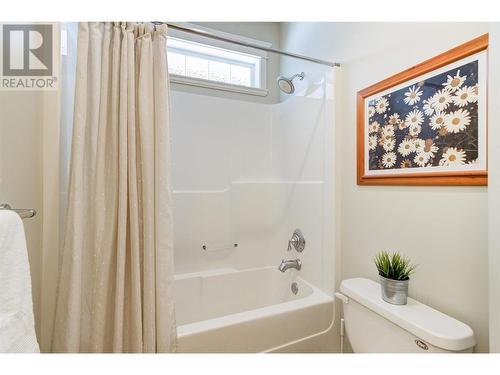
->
[339,278,476,351]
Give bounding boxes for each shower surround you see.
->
[170,66,335,352]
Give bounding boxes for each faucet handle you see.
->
[287,229,305,253]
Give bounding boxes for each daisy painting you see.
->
[357,35,487,186]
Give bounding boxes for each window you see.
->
[167,24,269,96]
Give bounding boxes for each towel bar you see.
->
[0,203,36,219]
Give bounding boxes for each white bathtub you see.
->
[174,267,333,352]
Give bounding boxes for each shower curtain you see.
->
[52,22,176,353]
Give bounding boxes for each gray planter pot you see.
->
[379,275,409,305]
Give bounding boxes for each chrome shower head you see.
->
[277,72,305,94]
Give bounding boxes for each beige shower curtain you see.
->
[52,22,176,353]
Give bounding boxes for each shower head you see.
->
[277,72,305,94]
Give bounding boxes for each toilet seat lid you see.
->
[340,278,476,351]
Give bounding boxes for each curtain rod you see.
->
[155,22,340,68]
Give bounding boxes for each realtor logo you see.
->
[3,24,52,76]
[1,23,57,90]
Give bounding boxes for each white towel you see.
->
[0,210,39,353]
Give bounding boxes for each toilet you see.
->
[336,278,476,353]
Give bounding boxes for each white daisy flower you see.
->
[400,159,412,168]
[422,99,435,116]
[438,127,448,137]
[469,87,478,103]
[419,139,439,159]
[468,158,478,165]
[369,121,380,134]
[403,85,423,105]
[368,135,378,151]
[397,138,414,157]
[398,122,408,130]
[375,97,389,114]
[439,147,466,166]
[412,138,425,152]
[368,106,375,118]
[382,138,396,152]
[388,113,401,126]
[409,123,422,137]
[430,112,446,130]
[453,86,477,107]
[414,152,430,167]
[404,109,424,128]
[444,109,471,134]
[379,134,395,149]
[442,69,466,92]
[472,83,479,96]
[381,124,395,137]
[382,152,397,168]
[430,89,453,112]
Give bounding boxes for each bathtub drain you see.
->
[291,282,299,295]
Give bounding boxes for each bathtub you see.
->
[174,267,334,352]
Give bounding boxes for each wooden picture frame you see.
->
[357,34,488,186]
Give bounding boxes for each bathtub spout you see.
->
[278,259,302,272]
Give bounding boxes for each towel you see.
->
[0,210,39,353]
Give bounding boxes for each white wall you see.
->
[0,90,44,338]
[488,23,500,353]
[0,24,61,353]
[280,22,490,352]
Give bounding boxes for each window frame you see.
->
[167,23,269,97]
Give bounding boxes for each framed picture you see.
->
[357,34,488,186]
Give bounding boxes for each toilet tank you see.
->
[338,278,476,353]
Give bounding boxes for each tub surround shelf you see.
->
[201,243,238,252]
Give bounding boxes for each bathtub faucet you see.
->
[278,259,302,272]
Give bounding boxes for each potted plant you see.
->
[374,251,417,305]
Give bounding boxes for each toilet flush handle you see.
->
[335,292,349,304]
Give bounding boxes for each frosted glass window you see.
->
[186,55,209,80]
[209,60,230,83]
[167,52,186,76]
[167,37,262,89]
[230,65,252,87]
